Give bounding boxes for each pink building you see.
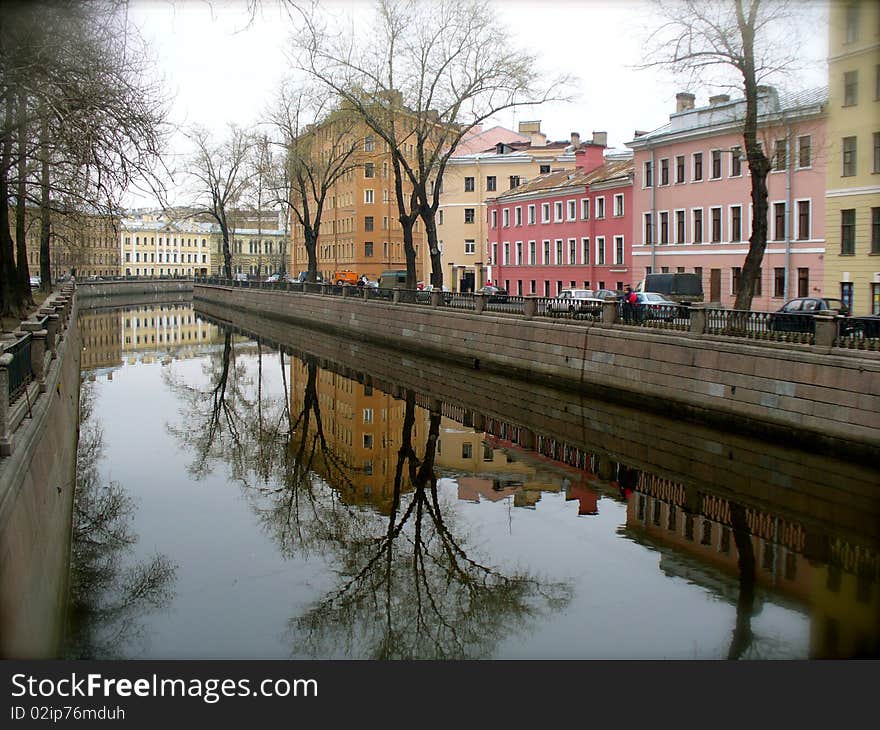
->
[627,87,828,310]
[487,141,635,297]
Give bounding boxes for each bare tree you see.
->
[263,82,359,283]
[185,125,255,279]
[297,0,570,288]
[642,0,801,310]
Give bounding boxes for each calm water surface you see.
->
[67,301,880,659]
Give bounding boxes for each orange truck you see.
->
[333,270,359,285]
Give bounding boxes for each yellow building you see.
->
[120,213,214,277]
[290,107,429,284]
[438,122,582,291]
[15,206,119,280]
[824,0,880,314]
[120,303,223,363]
[223,225,288,279]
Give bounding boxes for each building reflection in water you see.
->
[76,304,880,659]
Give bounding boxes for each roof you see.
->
[455,125,530,155]
[488,157,634,202]
[628,86,828,148]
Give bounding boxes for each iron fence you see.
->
[4,333,33,403]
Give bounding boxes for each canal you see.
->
[68,299,880,659]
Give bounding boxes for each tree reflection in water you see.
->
[167,328,571,658]
[66,382,177,659]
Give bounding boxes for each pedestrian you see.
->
[625,286,641,324]
[622,285,635,323]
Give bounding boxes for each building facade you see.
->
[627,87,827,310]
[823,0,880,315]
[120,213,214,277]
[486,145,634,297]
[438,122,580,292]
[290,111,428,284]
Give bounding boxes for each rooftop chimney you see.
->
[675,92,696,112]
[570,132,580,147]
[709,93,730,105]
[591,131,607,147]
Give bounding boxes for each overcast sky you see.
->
[125,0,830,207]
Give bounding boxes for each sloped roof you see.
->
[455,125,530,155]
[489,158,633,202]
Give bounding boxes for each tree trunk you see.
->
[305,228,319,281]
[1,92,23,318]
[39,113,52,293]
[421,207,443,288]
[15,84,33,305]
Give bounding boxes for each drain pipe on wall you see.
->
[784,115,792,301]
[650,142,656,274]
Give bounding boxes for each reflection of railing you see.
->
[192,278,880,353]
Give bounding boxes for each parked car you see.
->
[548,288,605,317]
[296,271,323,283]
[420,283,453,303]
[593,288,620,301]
[29,275,41,289]
[476,285,509,303]
[264,274,281,283]
[636,272,704,305]
[768,297,852,334]
[333,269,359,286]
[233,272,248,282]
[379,270,409,289]
[632,292,678,321]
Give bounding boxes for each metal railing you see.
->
[4,334,33,402]
[705,308,814,344]
[835,316,880,352]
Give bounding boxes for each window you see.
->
[461,443,472,459]
[874,132,880,173]
[644,213,653,245]
[509,175,520,189]
[365,241,373,257]
[581,199,590,219]
[567,200,577,220]
[596,237,605,265]
[841,209,856,254]
[502,209,510,227]
[614,236,624,265]
[364,216,374,232]
[693,209,703,244]
[486,175,496,191]
[596,197,605,219]
[363,408,373,423]
[675,155,685,183]
[439,210,444,226]
[465,239,477,255]
[711,207,722,242]
[644,160,653,187]
[503,242,510,265]
[731,146,742,176]
[491,210,497,228]
[364,162,374,178]
[774,202,786,240]
[660,158,669,185]
[676,210,685,243]
[554,202,563,221]
[515,207,522,226]
[464,208,475,224]
[711,149,722,179]
[540,164,551,174]
[732,266,741,295]
[731,205,742,242]
[844,70,858,106]
[556,239,563,264]
[798,136,811,168]
[659,211,669,244]
[364,135,374,152]
[569,238,577,264]
[541,203,550,223]
[774,140,787,171]
[364,189,374,204]
[529,240,536,265]
[363,434,373,449]
[528,205,536,224]
[845,1,859,42]
[693,152,703,181]
[798,200,811,240]
[613,194,624,217]
[516,241,523,265]
[843,136,857,176]
[582,237,590,265]
[774,267,786,297]
[543,240,551,264]
[841,281,854,312]
[873,207,880,254]
[797,268,809,297]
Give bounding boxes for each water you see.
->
[67,300,880,659]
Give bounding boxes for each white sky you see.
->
[125,0,830,207]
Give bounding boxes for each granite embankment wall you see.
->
[0,290,81,658]
[194,284,880,460]
[77,278,193,302]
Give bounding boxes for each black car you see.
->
[768,297,852,334]
[476,285,509,303]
